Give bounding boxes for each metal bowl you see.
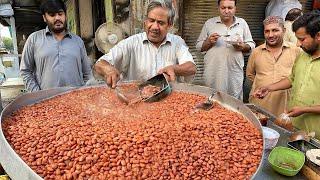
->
[0,83,264,179]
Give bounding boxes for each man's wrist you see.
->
[172,64,178,74]
[105,63,117,73]
[241,44,250,52]
[301,106,311,113]
[267,85,274,92]
[247,44,251,51]
[95,58,105,64]
[245,44,251,51]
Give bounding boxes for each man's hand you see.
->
[252,78,292,99]
[94,60,120,88]
[207,33,220,45]
[287,105,320,117]
[252,86,270,99]
[104,66,120,88]
[233,42,250,52]
[201,33,220,52]
[287,107,306,117]
[158,65,176,82]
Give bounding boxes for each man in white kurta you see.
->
[265,0,301,20]
[196,0,255,99]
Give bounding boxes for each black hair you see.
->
[40,0,66,15]
[218,0,237,6]
[292,10,320,38]
[285,8,302,21]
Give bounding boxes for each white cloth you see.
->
[0,4,13,17]
[284,21,298,45]
[98,32,194,81]
[265,0,302,20]
[196,16,255,100]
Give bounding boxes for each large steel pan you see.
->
[0,83,264,179]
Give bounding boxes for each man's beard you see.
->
[48,20,67,33]
[302,43,319,55]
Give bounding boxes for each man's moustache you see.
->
[54,21,63,25]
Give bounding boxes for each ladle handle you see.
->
[208,91,216,102]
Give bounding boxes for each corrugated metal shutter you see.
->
[301,0,313,11]
[182,0,220,85]
[182,0,313,85]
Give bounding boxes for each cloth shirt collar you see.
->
[216,16,240,28]
[142,32,172,45]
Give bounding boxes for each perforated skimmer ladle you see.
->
[115,74,171,105]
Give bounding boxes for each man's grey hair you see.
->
[263,16,285,28]
[147,0,175,25]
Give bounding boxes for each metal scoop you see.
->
[115,74,171,104]
[194,92,216,110]
[138,73,171,103]
[114,79,142,105]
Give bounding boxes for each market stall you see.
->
[1,83,264,179]
[0,84,316,179]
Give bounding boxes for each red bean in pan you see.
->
[3,86,263,179]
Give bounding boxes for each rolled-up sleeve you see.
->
[196,21,209,52]
[176,37,194,65]
[242,20,255,51]
[97,39,131,74]
[97,45,123,66]
[20,35,41,92]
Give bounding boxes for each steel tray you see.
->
[0,83,263,179]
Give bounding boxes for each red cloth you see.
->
[313,0,320,9]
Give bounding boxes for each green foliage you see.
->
[2,37,13,51]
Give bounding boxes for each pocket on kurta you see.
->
[228,52,244,70]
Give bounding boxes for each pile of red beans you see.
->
[3,87,263,179]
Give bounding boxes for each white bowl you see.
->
[306,149,320,166]
[262,127,280,149]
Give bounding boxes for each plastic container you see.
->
[268,146,305,176]
[262,127,280,149]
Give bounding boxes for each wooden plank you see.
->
[79,0,93,39]
[301,165,320,180]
